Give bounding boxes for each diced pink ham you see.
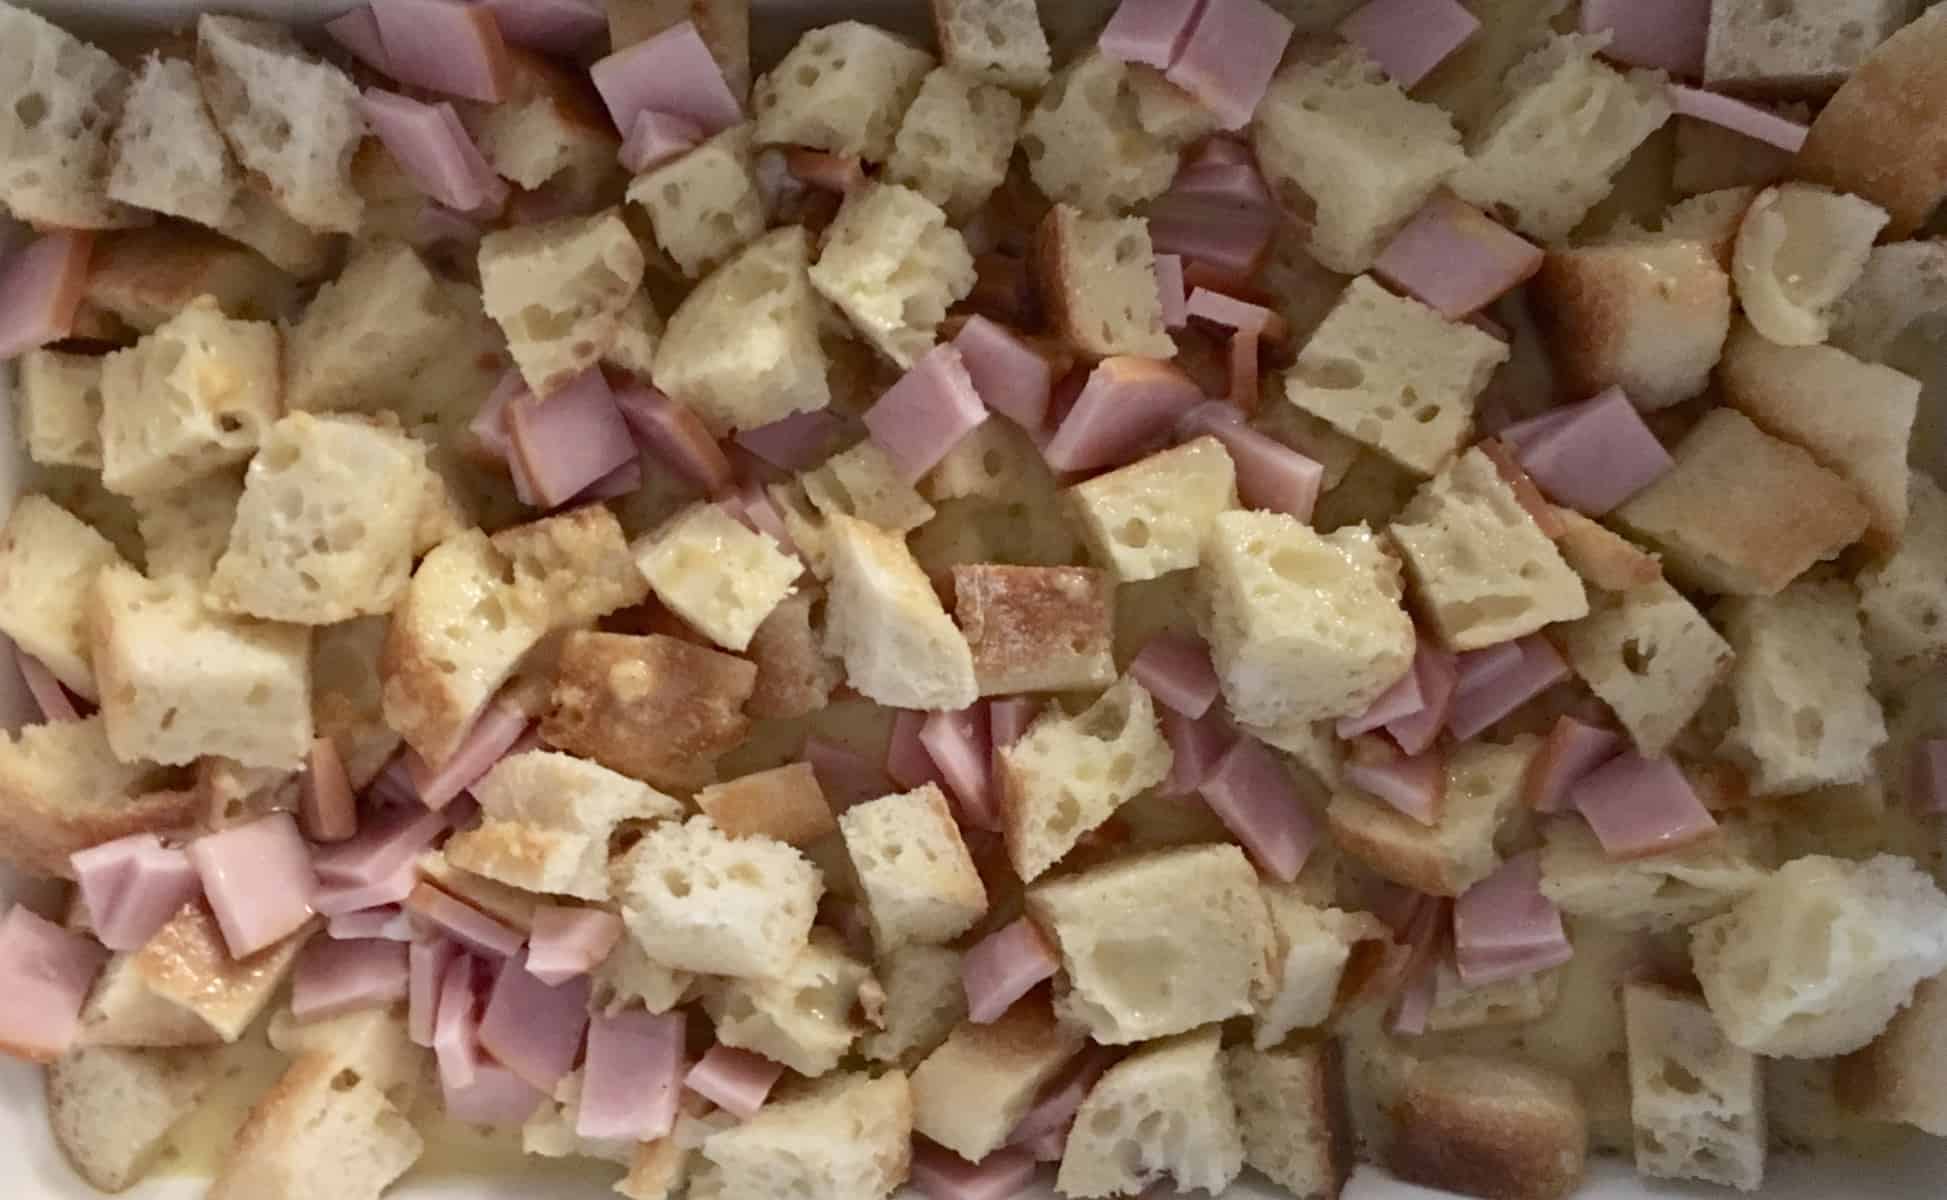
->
[1146,177,1277,278]
[580,1008,684,1139]
[0,232,94,361]
[481,0,606,55]
[1497,404,1581,455]
[1161,705,1236,795]
[329,906,413,941]
[1338,0,1481,88]
[1198,736,1318,881]
[1178,402,1324,520]
[1670,84,1810,154]
[922,706,998,832]
[620,110,703,174]
[1525,717,1624,814]
[1184,288,1288,340]
[410,938,461,1047]
[1387,943,1439,1037]
[70,834,201,952]
[952,316,1055,431]
[573,456,643,503]
[1385,897,1447,1036]
[325,5,390,70]
[1512,387,1672,517]
[590,20,742,139]
[525,905,623,985]
[291,937,411,1022]
[1572,753,1718,860]
[864,346,990,482]
[1345,748,1445,826]
[987,698,1040,751]
[1373,194,1541,319]
[723,482,799,556]
[17,649,80,723]
[1385,638,1458,756]
[1155,255,1188,331]
[805,736,895,811]
[188,814,316,959]
[1130,633,1222,719]
[684,1042,783,1120]
[1227,328,1261,414]
[615,385,735,496]
[1452,852,1572,986]
[1008,1044,1120,1146]
[372,0,512,101]
[434,952,484,1087]
[300,737,358,844]
[1043,357,1204,473]
[963,918,1060,1023]
[1913,740,1947,815]
[478,950,590,1091]
[314,803,447,890]
[1171,161,1273,209]
[735,408,845,472]
[1446,636,1569,741]
[1165,0,1295,130]
[1338,663,1425,739]
[0,906,108,1063]
[407,700,531,811]
[1454,641,1525,697]
[1099,0,1208,68]
[444,1062,543,1126]
[406,884,526,958]
[470,370,523,464]
[1582,0,1709,76]
[314,856,421,918]
[360,89,509,215]
[887,710,950,793]
[1021,1126,1068,1162]
[508,367,636,507]
[910,1141,1039,1200]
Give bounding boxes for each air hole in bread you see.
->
[1621,638,1654,675]
[1794,708,1823,740]
[797,66,821,88]
[331,1068,362,1092]
[14,93,47,128]
[1298,359,1363,390]
[1656,1058,1705,1096]
[1117,518,1151,548]
[662,868,692,897]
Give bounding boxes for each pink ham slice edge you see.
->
[590,20,742,140]
[1373,192,1540,320]
[1571,752,1719,860]
[410,938,461,1047]
[1129,632,1222,720]
[1512,387,1672,517]
[1345,747,1445,826]
[1446,636,1570,742]
[1198,735,1317,881]
[804,736,895,811]
[328,905,414,942]
[684,1042,783,1120]
[962,917,1060,1024]
[615,385,735,497]
[300,736,359,844]
[1161,704,1236,796]
[580,1008,685,1139]
[910,1140,1040,1200]
[359,89,510,216]
[407,699,532,811]
[525,904,624,985]
[1385,638,1458,756]
[863,345,990,483]
[481,0,607,55]
[291,936,412,1022]
[952,316,1055,432]
[187,813,317,959]
[1007,1044,1120,1147]
[1582,0,1709,76]
[1164,0,1295,130]
[69,834,202,953]
[372,0,513,102]
[1338,0,1482,89]
[16,648,81,723]
[1669,84,1811,154]
[1452,851,1572,987]
[1177,401,1325,523]
[0,232,94,362]
[406,883,526,959]
[734,408,846,473]
[1525,716,1624,813]
[1044,357,1204,473]
[477,950,590,1093]
[619,110,704,174]
[1098,0,1208,69]
[507,367,637,508]
[921,705,999,832]
[0,906,108,1063]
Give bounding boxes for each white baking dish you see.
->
[0,1,1939,1196]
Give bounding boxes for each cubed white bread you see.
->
[809,182,973,367]
[47,1045,222,1193]
[1768,1056,1912,1156]
[591,936,695,1016]
[492,503,650,628]
[541,631,753,790]
[1550,509,1662,594]
[1830,239,1947,364]
[1731,183,1888,347]
[214,183,337,279]
[1426,960,1562,1033]
[1705,0,1916,98]
[1252,44,1467,274]
[194,14,364,233]
[615,1138,692,1200]
[16,350,105,471]
[860,942,964,1065]
[744,591,844,720]
[1021,51,1178,215]
[612,815,822,979]
[1390,446,1588,650]
[1530,238,1731,410]
[1452,34,1673,242]
[206,1052,423,1200]
[694,1071,912,1200]
[695,762,835,846]
[1386,1055,1588,1200]
[1201,511,1416,726]
[627,123,764,279]
[1225,1040,1351,1200]
[0,2,140,230]
[1127,64,1224,145]
[265,998,426,1099]
[1624,981,1766,1191]
[1693,854,1947,1057]
[1613,408,1870,596]
[997,676,1172,882]
[1068,437,1238,583]
[1860,472,1947,684]
[1059,1026,1244,1198]
[479,209,646,397]
[1718,323,1917,548]
[1035,203,1173,359]
[703,930,872,1076]
[607,0,751,100]
[195,756,298,834]
[468,49,618,195]
[1539,813,1768,932]
[1403,0,1561,134]
[1550,578,1732,757]
[753,20,933,160]
[633,501,799,652]
[922,416,1058,504]
[1327,737,1535,897]
[1672,101,1808,196]
[0,717,184,879]
[1255,884,1389,1049]
[840,783,987,950]
[1026,843,1274,1044]
[109,54,238,228]
[1285,277,1508,477]
[98,296,281,497]
[1837,974,1947,1136]
[1720,580,1886,795]
[655,227,830,436]
[1661,186,1759,265]
[0,494,126,698]
[80,902,309,1046]
[929,0,1050,92]
[888,68,1022,221]
[953,563,1116,696]
[910,995,1084,1162]
[283,242,467,415]
[603,292,663,383]
[822,514,978,711]
[804,441,938,539]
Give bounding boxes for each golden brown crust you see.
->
[695,763,836,847]
[82,225,296,333]
[1529,239,1728,408]
[541,632,756,790]
[1552,510,1663,592]
[1389,1056,1588,1200]
[952,563,1116,696]
[490,504,648,628]
[0,757,195,880]
[1324,792,1468,897]
[134,902,313,1034]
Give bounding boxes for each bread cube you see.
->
[1021,51,1177,214]
[309,617,397,789]
[1531,239,1732,410]
[1388,1055,1588,1200]
[804,442,937,534]
[0,495,126,698]
[998,677,1172,882]
[655,227,830,435]
[1860,472,1947,683]
[84,228,296,335]
[283,242,461,415]
[1838,975,1947,1136]
[921,417,1059,504]
[695,762,835,846]
[1027,844,1273,1043]
[206,1052,422,1200]
[1541,817,1768,933]
[47,1045,221,1193]
[1059,1026,1244,1199]
[1067,437,1237,582]
[1285,277,1508,477]
[694,1071,911,1200]
[1036,203,1174,359]
[1453,35,1673,242]
[633,501,799,652]
[704,931,871,1076]
[952,564,1115,696]
[1732,184,1887,347]
[80,901,309,1048]
[744,592,844,721]
[909,996,1083,1162]
[1425,959,1562,1032]
[1614,408,1869,596]
[592,936,695,1017]
[130,466,241,584]
[480,209,646,396]
[1830,238,1947,364]
[1225,1041,1350,1200]
[1720,580,1885,795]
[1624,982,1765,1191]
[1551,508,1664,594]
[469,49,618,194]
[930,0,1050,92]
[840,783,986,950]
[0,2,140,230]
[861,943,964,1065]
[17,351,105,470]
[99,297,281,497]
[1328,737,1534,896]
[627,123,764,279]
[0,717,184,879]
[753,21,933,160]
[612,815,821,978]
[194,15,365,233]
[108,53,238,227]
[1253,44,1467,273]
[1705,0,1914,98]
[1719,323,1917,548]
[1255,885,1387,1048]
[888,68,1022,221]
[1551,579,1732,757]
[1693,854,1947,1057]
[822,514,978,711]
[809,183,973,367]
[542,632,755,790]
[1200,511,1415,727]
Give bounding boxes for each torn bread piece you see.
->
[479,209,646,396]
[1067,437,1238,583]
[541,632,754,791]
[953,564,1115,696]
[0,2,141,230]
[15,351,105,471]
[627,123,764,280]
[930,0,1050,92]
[702,930,872,1076]
[840,783,987,951]
[910,996,1083,1162]
[1624,981,1766,1191]
[1530,238,1731,411]
[821,514,978,712]
[206,1052,423,1200]
[47,1044,222,1193]
[633,501,799,653]
[611,815,821,979]
[0,718,184,879]
[284,241,467,415]
[1730,183,1887,348]
[1860,471,1947,684]
[1389,1055,1588,1200]
[1226,1040,1351,1200]
[888,67,1022,221]
[1021,51,1177,215]
[108,54,238,228]
[1036,203,1173,360]
[1549,578,1732,757]
[1837,974,1947,1137]
[1705,0,1914,100]
[752,21,934,162]
[692,1071,911,1200]
[1327,738,1535,897]
[0,495,127,700]
[1058,1026,1244,1199]
[810,182,974,368]
[80,902,310,1047]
